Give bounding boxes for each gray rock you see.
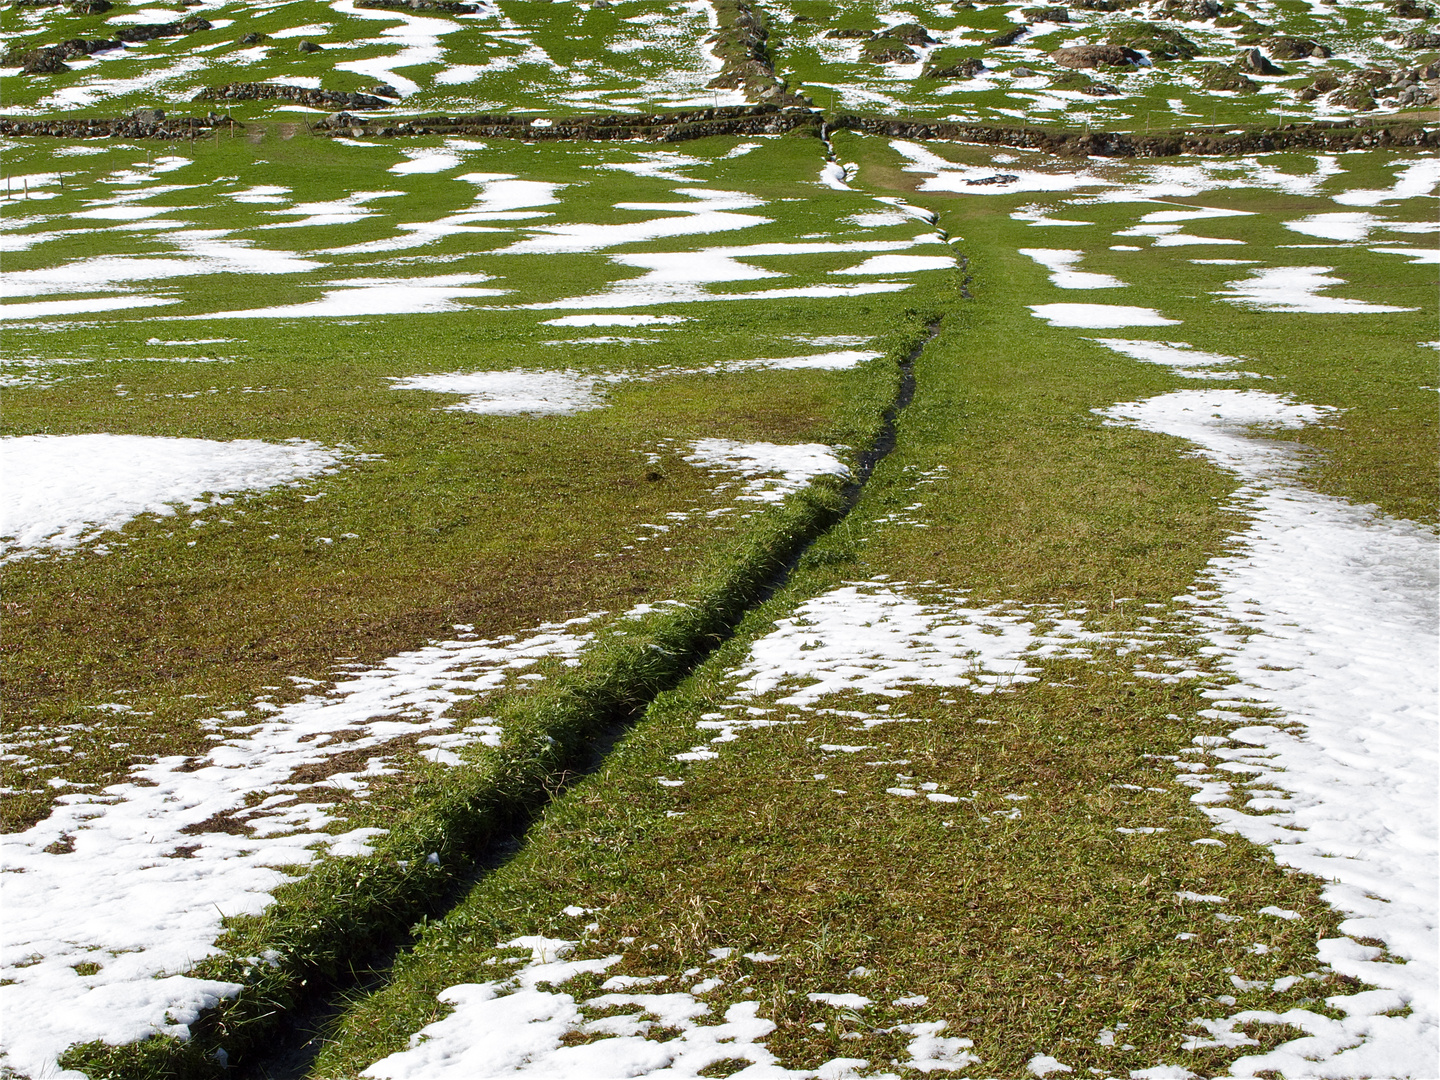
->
[1238,48,1284,75]
[297,40,322,53]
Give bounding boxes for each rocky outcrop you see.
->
[1263,35,1330,59]
[986,25,1029,46]
[1399,28,1440,48]
[1198,61,1259,91]
[1155,0,1220,19]
[921,50,985,79]
[1050,43,1142,68]
[705,0,805,104]
[1391,0,1433,18]
[1052,69,1120,94]
[1022,6,1068,22]
[1112,22,1199,61]
[114,17,211,43]
[193,83,392,109]
[1237,47,1285,75]
[1317,64,1440,110]
[8,36,121,74]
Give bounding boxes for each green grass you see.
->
[2,41,1434,1076]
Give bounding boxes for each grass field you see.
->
[2,0,1436,1075]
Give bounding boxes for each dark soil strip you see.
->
[59,317,943,1080]
[4,105,1434,156]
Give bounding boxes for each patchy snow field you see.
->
[0,434,348,561]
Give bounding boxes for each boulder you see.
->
[1400,28,1440,47]
[239,32,266,43]
[986,25,1028,46]
[1391,0,1433,17]
[1023,5,1068,21]
[824,27,874,39]
[922,51,985,78]
[880,22,936,44]
[1263,36,1330,59]
[297,40,322,52]
[21,51,70,73]
[1238,47,1284,74]
[1050,43,1143,68]
[133,107,165,124]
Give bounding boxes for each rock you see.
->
[1391,0,1433,17]
[1238,47,1284,74]
[880,22,935,44]
[194,83,390,109]
[921,51,985,78]
[1074,0,1122,9]
[69,0,111,12]
[1263,36,1330,59]
[239,32,266,44]
[1400,28,1440,47]
[1023,5,1068,21]
[1115,22,1199,61]
[1050,43,1143,68]
[297,40,321,52]
[862,37,918,62]
[369,83,398,96]
[1052,69,1119,93]
[987,25,1029,46]
[1156,0,1220,18]
[824,28,874,39]
[1198,61,1259,91]
[114,18,210,43]
[1011,65,1035,76]
[21,51,70,73]
[133,107,165,124]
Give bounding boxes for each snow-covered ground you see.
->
[0,434,349,561]
[0,429,870,1079]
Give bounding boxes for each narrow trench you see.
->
[237,324,940,1080]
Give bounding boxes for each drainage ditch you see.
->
[61,317,943,1080]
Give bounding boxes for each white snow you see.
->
[831,254,955,275]
[391,369,606,415]
[390,148,464,175]
[729,583,1039,706]
[0,619,599,1080]
[1100,389,1439,1077]
[1218,266,1418,314]
[1088,338,1249,379]
[1282,212,1386,242]
[1018,249,1127,289]
[180,273,507,319]
[1332,158,1440,207]
[1029,304,1180,328]
[0,435,346,561]
[362,934,975,1079]
[683,440,850,503]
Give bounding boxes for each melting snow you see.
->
[0,435,346,561]
[1101,389,1439,1076]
